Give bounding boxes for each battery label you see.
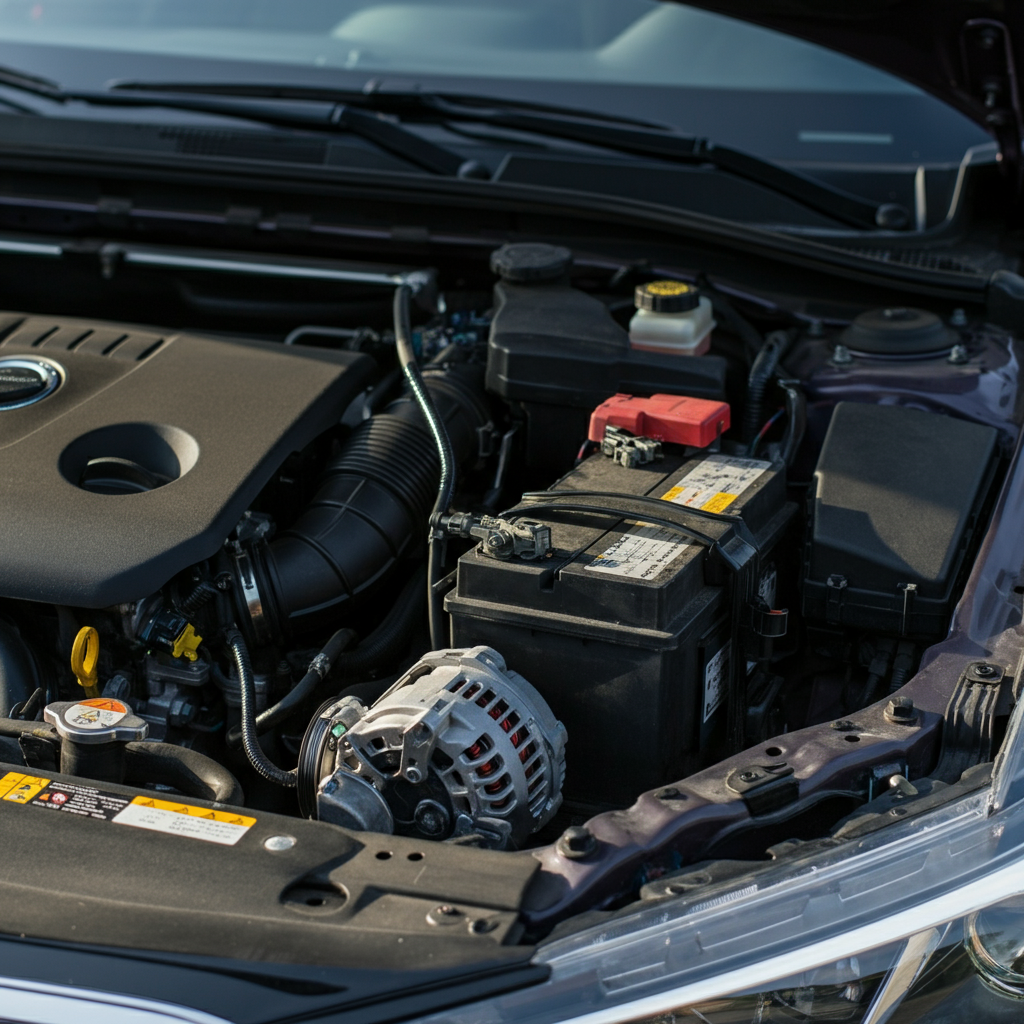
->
[586,455,769,580]
[0,771,255,845]
[660,455,769,513]
[703,643,729,722]
[586,524,688,580]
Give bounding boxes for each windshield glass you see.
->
[0,0,918,93]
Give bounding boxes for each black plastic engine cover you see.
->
[0,312,373,606]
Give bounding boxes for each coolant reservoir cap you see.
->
[0,357,62,410]
[635,280,700,314]
[490,243,573,283]
[44,697,149,745]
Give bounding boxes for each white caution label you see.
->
[113,795,256,846]
[586,455,770,580]
[703,643,729,723]
[660,454,769,514]
[586,524,689,580]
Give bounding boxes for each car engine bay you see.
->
[0,220,1019,951]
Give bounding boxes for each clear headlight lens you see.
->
[417,702,1024,1024]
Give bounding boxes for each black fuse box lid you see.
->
[803,402,999,637]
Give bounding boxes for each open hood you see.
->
[685,1,1023,184]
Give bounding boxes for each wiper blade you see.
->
[111,80,907,231]
[0,65,486,178]
[0,65,907,228]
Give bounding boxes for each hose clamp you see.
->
[233,548,272,647]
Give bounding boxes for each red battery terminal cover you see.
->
[588,393,731,448]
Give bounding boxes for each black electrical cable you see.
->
[226,627,357,746]
[226,631,296,787]
[514,489,745,525]
[777,380,807,467]
[393,284,457,650]
[743,330,793,443]
[503,500,720,551]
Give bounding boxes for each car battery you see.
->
[446,449,795,807]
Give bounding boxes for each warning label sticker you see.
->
[586,524,690,580]
[586,455,769,580]
[64,698,128,730]
[659,455,769,513]
[0,772,50,804]
[703,643,729,723]
[113,797,256,846]
[0,771,255,845]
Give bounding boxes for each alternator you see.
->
[298,646,566,848]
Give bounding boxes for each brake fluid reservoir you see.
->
[629,281,715,356]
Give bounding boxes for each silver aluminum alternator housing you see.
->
[315,646,567,847]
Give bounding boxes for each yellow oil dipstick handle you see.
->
[71,626,101,698]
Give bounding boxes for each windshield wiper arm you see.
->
[110,80,908,231]
[0,66,907,227]
[0,65,486,178]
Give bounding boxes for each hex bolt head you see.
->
[830,719,855,732]
[832,343,853,365]
[885,696,917,725]
[948,343,969,364]
[656,787,685,801]
[557,825,598,860]
[739,770,759,783]
[404,765,423,784]
[973,663,999,679]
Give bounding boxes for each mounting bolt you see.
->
[427,904,464,926]
[830,719,855,732]
[884,696,917,725]
[972,662,1000,680]
[739,770,759,783]
[656,787,686,801]
[557,825,598,860]
[948,343,969,364]
[831,343,853,365]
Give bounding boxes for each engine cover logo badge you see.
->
[0,356,63,410]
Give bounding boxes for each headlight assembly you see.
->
[417,703,1024,1024]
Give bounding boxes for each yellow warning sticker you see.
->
[112,795,256,846]
[587,454,769,580]
[0,771,50,803]
[700,492,739,514]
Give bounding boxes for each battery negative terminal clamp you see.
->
[440,511,552,561]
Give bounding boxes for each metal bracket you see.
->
[725,761,798,816]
